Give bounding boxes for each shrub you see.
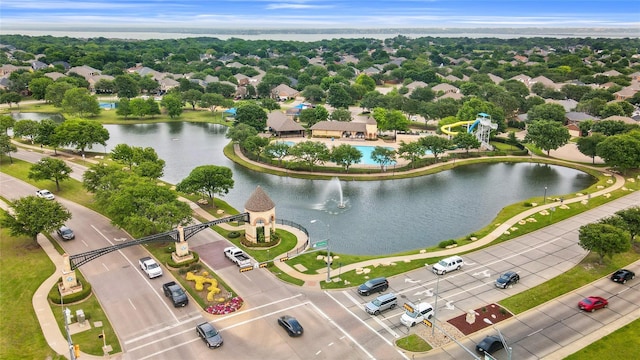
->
[228,231,240,238]
[438,239,456,248]
[48,279,93,304]
[167,251,200,268]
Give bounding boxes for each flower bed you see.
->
[205,296,244,315]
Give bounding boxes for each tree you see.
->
[453,132,481,153]
[226,123,258,144]
[242,135,270,160]
[182,89,203,110]
[397,140,425,168]
[111,144,165,178]
[97,176,192,237]
[28,157,72,191]
[94,78,115,94]
[12,119,39,144]
[0,92,21,108]
[116,98,132,118]
[110,143,136,169]
[35,119,59,152]
[44,81,75,107]
[326,83,352,109]
[1,196,71,242]
[301,85,325,102]
[330,144,362,172]
[615,206,640,245]
[591,120,628,136]
[260,98,280,111]
[0,115,15,135]
[420,136,453,162]
[161,93,184,118]
[578,223,630,264]
[330,108,352,122]
[524,120,571,156]
[0,134,17,163]
[371,146,396,171]
[354,74,376,92]
[62,88,101,117]
[506,131,519,150]
[175,165,234,207]
[54,119,110,155]
[199,93,227,113]
[29,77,53,100]
[235,103,267,132]
[526,103,567,123]
[264,142,290,165]
[596,132,640,174]
[114,74,140,99]
[576,134,606,164]
[288,141,330,169]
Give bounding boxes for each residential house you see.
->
[545,99,578,112]
[530,75,559,90]
[271,84,299,101]
[67,65,101,81]
[267,111,306,137]
[44,72,66,81]
[488,74,504,84]
[88,74,115,92]
[565,111,599,127]
[431,83,459,95]
[30,60,48,71]
[510,74,532,87]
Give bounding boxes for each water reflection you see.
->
[103,122,596,255]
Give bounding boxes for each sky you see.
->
[0,0,639,30]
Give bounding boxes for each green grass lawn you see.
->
[500,251,640,314]
[564,319,640,360]
[0,223,65,360]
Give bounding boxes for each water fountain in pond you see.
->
[312,177,349,214]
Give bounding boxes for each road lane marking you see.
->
[128,298,137,311]
[102,263,109,271]
[124,315,202,346]
[309,297,379,360]
[210,293,303,323]
[91,224,179,322]
[343,291,400,339]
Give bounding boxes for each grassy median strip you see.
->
[499,251,640,314]
[563,319,640,359]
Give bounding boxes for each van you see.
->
[357,277,389,296]
[430,255,464,275]
[365,293,397,315]
[400,302,434,327]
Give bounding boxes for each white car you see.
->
[36,189,55,200]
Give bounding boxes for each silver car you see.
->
[56,226,75,240]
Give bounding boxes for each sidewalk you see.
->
[269,168,630,288]
[0,200,114,360]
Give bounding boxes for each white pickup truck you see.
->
[139,257,163,278]
[223,247,251,267]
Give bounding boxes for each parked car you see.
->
[495,271,520,289]
[611,269,635,284]
[56,226,75,240]
[364,293,397,315]
[430,255,464,275]
[476,335,504,354]
[357,277,389,296]
[196,322,223,349]
[578,296,608,312]
[277,315,303,337]
[36,189,55,200]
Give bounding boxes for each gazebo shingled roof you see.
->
[244,186,275,212]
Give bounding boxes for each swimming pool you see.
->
[277,141,395,165]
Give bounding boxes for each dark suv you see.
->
[495,271,519,289]
[358,277,389,296]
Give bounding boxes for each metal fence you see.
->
[276,219,310,257]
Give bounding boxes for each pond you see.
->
[102,122,596,255]
[10,112,65,122]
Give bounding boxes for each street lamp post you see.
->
[432,273,440,336]
[310,219,331,283]
[544,186,548,204]
[483,318,512,360]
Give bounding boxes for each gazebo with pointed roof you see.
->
[244,186,276,244]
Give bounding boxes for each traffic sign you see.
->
[403,302,415,313]
[239,266,253,273]
[423,319,432,327]
[314,240,328,248]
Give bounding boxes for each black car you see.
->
[357,277,389,296]
[196,322,223,348]
[278,315,303,337]
[611,269,635,284]
[495,271,520,289]
[476,335,504,354]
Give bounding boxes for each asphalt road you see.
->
[3,147,640,359]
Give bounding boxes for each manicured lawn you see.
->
[0,224,64,360]
[564,319,640,360]
[396,333,432,352]
[499,251,640,314]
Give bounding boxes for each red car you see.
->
[578,296,608,312]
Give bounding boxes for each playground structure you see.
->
[440,113,498,150]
